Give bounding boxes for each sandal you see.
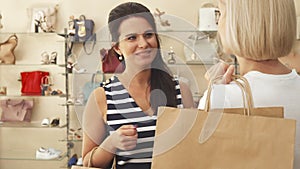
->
[41,51,50,64]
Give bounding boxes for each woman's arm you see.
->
[82,87,114,168]
[179,81,195,108]
[82,87,138,168]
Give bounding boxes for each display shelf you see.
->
[0,152,67,161]
[0,121,67,128]
[186,60,214,65]
[0,32,58,36]
[0,94,67,98]
[59,138,82,142]
[0,64,65,67]
[0,31,71,167]
[59,103,84,107]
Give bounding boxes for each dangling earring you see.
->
[118,55,124,61]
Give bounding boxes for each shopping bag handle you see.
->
[199,75,254,144]
[204,75,254,115]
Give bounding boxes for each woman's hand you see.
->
[100,124,138,153]
[205,61,235,84]
[111,125,138,150]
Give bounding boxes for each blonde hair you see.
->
[224,0,296,60]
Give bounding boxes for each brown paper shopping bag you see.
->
[151,76,296,169]
[152,107,295,169]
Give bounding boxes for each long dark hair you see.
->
[108,2,178,111]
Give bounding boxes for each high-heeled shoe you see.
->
[50,118,60,127]
[50,51,57,64]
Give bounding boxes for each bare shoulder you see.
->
[92,87,107,119]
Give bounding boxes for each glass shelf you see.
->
[166,61,214,66]
[0,32,58,36]
[0,121,67,129]
[59,103,85,107]
[0,64,65,67]
[59,138,82,142]
[0,151,67,161]
[186,60,214,65]
[0,94,67,98]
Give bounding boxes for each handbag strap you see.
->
[6,99,25,107]
[0,34,18,46]
[6,34,18,43]
[91,61,105,83]
[41,75,53,86]
[83,34,96,55]
[91,71,104,83]
[5,99,26,118]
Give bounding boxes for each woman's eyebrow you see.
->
[124,33,136,37]
[123,29,154,37]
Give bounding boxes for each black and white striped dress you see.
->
[101,76,183,169]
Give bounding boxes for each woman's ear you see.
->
[112,42,122,55]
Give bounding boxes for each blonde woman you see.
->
[198,0,300,168]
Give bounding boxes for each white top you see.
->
[198,69,300,168]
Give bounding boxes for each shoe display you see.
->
[68,154,78,167]
[76,157,83,166]
[41,118,50,127]
[50,118,60,127]
[36,147,61,160]
[67,98,74,105]
[73,67,87,74]
[47,147,62,156]
[38,147,62,156]
[41,51,51,64]
[50,51,57,64]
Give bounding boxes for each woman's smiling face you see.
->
[114,16,158,68]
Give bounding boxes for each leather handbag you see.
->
[20,71,50,95]
[101,48,125,73]
[82,71,104,104]
[69,15,96,55]
[72,15,95,42]
[0,99,34,122]
[41,75,53,96]
[0,34,18,64]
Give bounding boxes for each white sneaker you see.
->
[42,147,62,156]
[76,157,83,166]
[36,147,60,160]
[73,67,87,74]
[50,149,61,156]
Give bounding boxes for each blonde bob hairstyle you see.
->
[223,0,296,61]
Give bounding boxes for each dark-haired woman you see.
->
[82,2,194,169]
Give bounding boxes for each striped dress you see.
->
[101,76,183,169]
